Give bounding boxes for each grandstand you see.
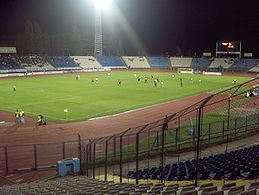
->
[71,56,103,69]
[191,58,211,69]
[15,56,54,71]
[147,57,170,69]
[122,56,150,69]
[248,64,259,73]
[209,58,235,70]
[0,56,23,70]
[47,56,80,69]
[229,59,259,72]
[127,145,258,181]
[170,57,193,68]
[0,176,258,194]
[97,56,127,69]
[1,55,259,73]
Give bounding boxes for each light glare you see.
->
[93,0,112,10]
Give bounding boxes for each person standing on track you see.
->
[37,114,46,126]
[15,110,20,124]
[20,110,25,124]
[180,77,183,87]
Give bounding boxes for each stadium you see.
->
[0,0,259,194]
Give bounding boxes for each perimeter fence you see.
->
[0,140,81,174]
[81,77,259,185]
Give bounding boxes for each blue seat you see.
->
[126,145,259,180]
[148,57,170,68]
[97,56,126,67]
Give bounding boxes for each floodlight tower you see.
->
[94,8,103,56]
[93,0,111,56]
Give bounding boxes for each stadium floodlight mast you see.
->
[92,0,112,56]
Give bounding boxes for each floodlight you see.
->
[93,0,112,10]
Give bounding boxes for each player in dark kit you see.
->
[180,78,183,87]
[154,79,158,87]
[118,79,122,87]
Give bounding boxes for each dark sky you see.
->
[0,0,259,56]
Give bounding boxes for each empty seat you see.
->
[162,189,177,195]
[240,188,256,195]
[250,181,259,187]
[201,186,218,195]
[182,186,195,192]
[167,184,179,190]
[153,183,165,187]
[135,189,147,194]
[248,184,259,190]
[138,186,150,190]
[166,186,178,191]
[182,190,198,195]
[183,184,195,188]
[222,183,236,190]
[148,189,162,194]
[208,191,224,195]
[227,186,245,195]
[151,185,164,191]
[199,183,214,190]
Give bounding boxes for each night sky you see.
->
[0,0,259,56]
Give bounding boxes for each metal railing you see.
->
[82,77,259,185]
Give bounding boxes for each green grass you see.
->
[92,112,259,165]
[0,72,250,123]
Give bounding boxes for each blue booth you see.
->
[57,158,80,177]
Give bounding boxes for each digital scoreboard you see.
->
[216,41,241,58]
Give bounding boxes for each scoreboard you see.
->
[216,41,241,58]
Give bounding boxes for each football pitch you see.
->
[0,71,250,123]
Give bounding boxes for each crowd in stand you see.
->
[15,55,48,67]
[0,55,21,70]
